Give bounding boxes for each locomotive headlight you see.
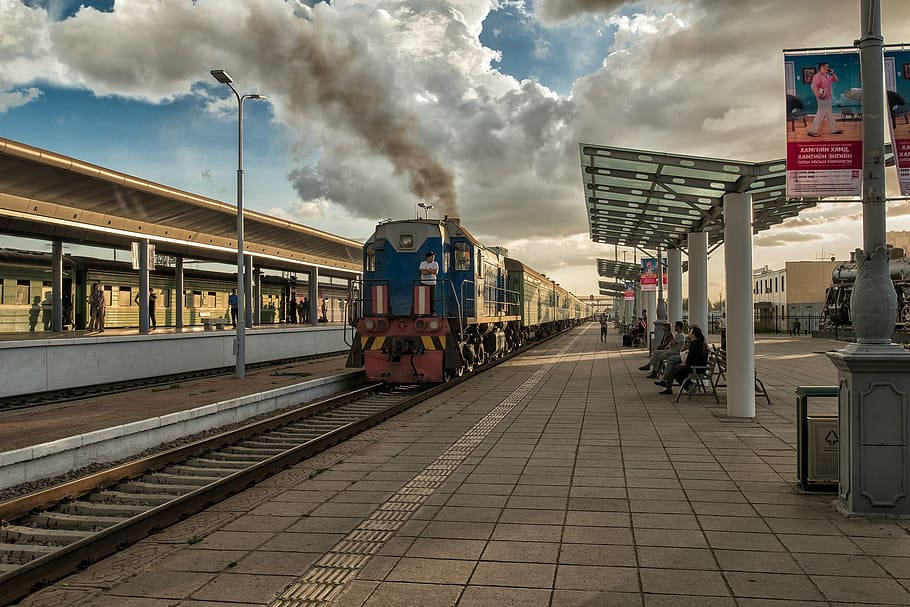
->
[375,319,390,332]
[428,319,440,331]
[364,319,375,330]
[415,318,426,331]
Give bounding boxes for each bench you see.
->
[710,345,771,405]
[201,316,229,331]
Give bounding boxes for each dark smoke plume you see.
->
[250,11,458,216]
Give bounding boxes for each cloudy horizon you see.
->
[3,0,910,299]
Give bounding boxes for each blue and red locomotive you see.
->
[346,217,592,383]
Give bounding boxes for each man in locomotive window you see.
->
[419,251,439,313]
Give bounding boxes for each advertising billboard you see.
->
[624,280,635,301]
[784,51,862,197]
[641,258,657,291]
[885,49,910,195]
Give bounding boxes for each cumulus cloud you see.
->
[0,85,41,113]
[754,231,829,248]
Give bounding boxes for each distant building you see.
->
[753,260,841,331]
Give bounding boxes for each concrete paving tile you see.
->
[357,555,399,581]
[85,598,181,607]
[470,561,556,588]
[189,573,295,604]
[691,502,758,517]
[714,550,801,574]
[705,531,785,552]
[433,506,502,522]
[629,500,693,514]
[643,595,736,606]
[219,515,297,533]
[854,537,910,557]
[331,580,379,607]
[640,568,730,596]
[566,511,631,527]
[445,493,509,508]
[570,486,627,498]
[697,515,770,533]
[723,572,824,600]
[248,501,320,517]
[456,586,550,606]
[685,489,748,503]
[456,483,514,495]
[563,526,633,545]
[405,538,487,560]
[512,484,573,496]
[873,556,910,577]
[832,519,908,538]
[632,513,700,530]
[197,531,274,551]
[285,516,363,534]
[636,546,717,570]
[793,553,887,577]
[492,523,564,542]
[155,549,248,573]
[229,550,321,575]
[421,521,494,540]
[762,517,841,535]
[109,571,215,600]
[733,601,827,607]
[554,564,639,592]
[551,590,643,606]
[634,528,708,548]
[258,532,344,552]
[481,540,560,563]
[499,508,566,525]
[560,543,637,567]
[272,490,338,502]
[777,534,861,554]
[362,581,462,607]
[378,536,415,556]
[386,557,475,584]
[811,575,910,604]
[309,502,378,518]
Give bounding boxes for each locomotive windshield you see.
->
[454,242,470,270]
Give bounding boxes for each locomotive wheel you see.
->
[902,305,910,324]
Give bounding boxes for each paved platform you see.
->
[0,323,346,342]
[0,354,350,452]
[22,324,910,607]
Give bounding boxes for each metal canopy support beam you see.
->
[668,247,683,324]
[175,256,184,330]
[645,289,657,347]
[723,192,755,419]
[138,238,150,335]
[244,255,253,328]
[51,240,63,332]
[308,266,319,326]
[688,231,708,332]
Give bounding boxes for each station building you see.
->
[753,259,840,332]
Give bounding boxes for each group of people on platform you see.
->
[636,318,709,395]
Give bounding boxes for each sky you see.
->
[2,0,910,300]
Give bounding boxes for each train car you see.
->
[0,249,349,332]
[347,217,588,383]
[823,254,910,327]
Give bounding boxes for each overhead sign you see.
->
[784,51,862,197]
[885,49,910,195]
[640,258,657,291]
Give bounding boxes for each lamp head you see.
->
[210,69,233,84]
[248,94,268,101]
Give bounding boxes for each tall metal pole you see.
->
[656,244,666,321]
[235,92,246,378]
[51,240,63,332]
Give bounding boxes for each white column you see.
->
[723,193,755,418]
[688,231,708,332]
[668,247,683,323]
[645,289,657,346]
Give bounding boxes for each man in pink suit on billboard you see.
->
[808,62,843,137]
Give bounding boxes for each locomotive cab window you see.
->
[477,250,483,278]
[454,242,470,271]
[398,234,415,250]
[365,245,376,272]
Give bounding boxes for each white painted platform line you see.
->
[269,334,580,607]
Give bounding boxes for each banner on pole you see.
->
[623,280,635,301]
[885,49,910,195]
[640,258,657,291]
[131,242,156,270]
[784,51,862,197]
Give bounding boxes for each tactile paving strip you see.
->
[269,337,577,606]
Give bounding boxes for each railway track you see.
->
[0,324,579,606]
[0,350,348,413]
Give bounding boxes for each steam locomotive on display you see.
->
[823,249,910,327]
[346,217,592,383]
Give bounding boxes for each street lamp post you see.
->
[210,69,267,380]
[417,202,434,219]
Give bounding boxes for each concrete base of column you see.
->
[829,343,910,517]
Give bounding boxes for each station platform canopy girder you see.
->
[597,258,640,282]
[0,137,362,276]
[580,143,820,250]
[599,280,626,292]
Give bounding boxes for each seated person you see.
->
[658,326,708,394]
[640,321,684,377]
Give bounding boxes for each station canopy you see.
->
[579,143,819,250]
[0,137,362,275]
[597,258,640,282]
[599,280,626,291]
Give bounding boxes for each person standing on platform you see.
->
[600,317,608,342]
[228,288,238,328]
[719,312,727,351]
[89,283,106,332]
[301,297,309,324]
[135,287,157,329]
[88,283,100,331]
[321,298,328,323]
